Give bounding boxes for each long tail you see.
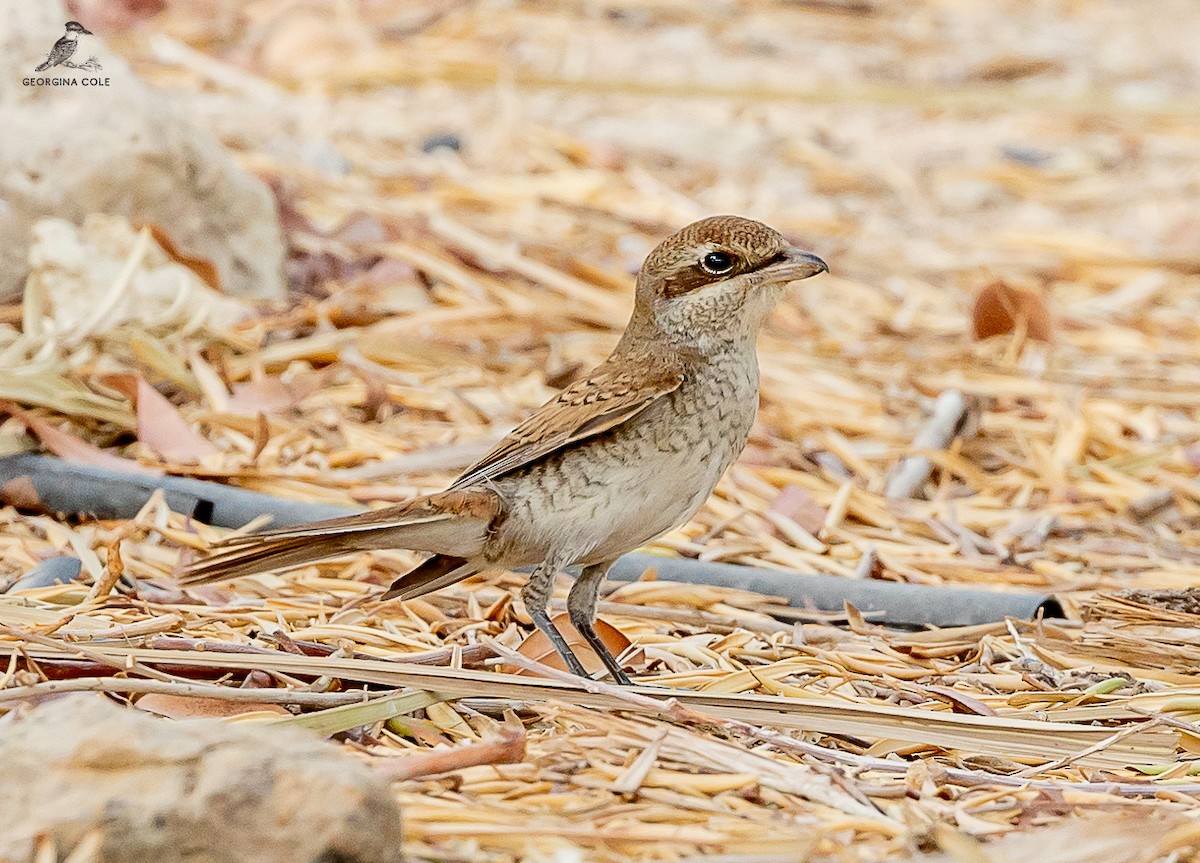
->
[181,489,500,587]
[35,60,52,71]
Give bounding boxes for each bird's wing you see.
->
[41,36,76,68]
[450,361,684,490]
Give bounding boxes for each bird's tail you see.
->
[35,60,51,71]
[381,554,481,601]
[180,489,500,587]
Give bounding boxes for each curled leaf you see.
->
[2,402,161,476]
[135,693,289,720]
[971,280,1053,342]
[101,375,217,464]
[768,484,827,535]
[509,613,632,677]
[141,224,222,292]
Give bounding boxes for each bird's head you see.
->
[64,21,92,34]
[630,215,827,355]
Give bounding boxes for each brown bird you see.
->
[183,216,827,684]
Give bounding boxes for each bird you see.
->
[35,21,93,72]
[183,215,828,684]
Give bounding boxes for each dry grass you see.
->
[2,0,1200,860]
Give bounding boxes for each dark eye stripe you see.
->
[655,245,785,299]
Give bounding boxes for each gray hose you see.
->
[0,454,1061,626]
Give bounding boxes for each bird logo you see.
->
[34,21,102,73]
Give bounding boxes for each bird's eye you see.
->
[699,251,736,275]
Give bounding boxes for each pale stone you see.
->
[0,695,404,863]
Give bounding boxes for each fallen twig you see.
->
[372,724,527,780]
[0,675,388,708]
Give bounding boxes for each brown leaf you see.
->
[509,613,632,677]
[140,224,222,292]
[102,375,218,464]
[2,403,162,476]
[920,684,999,717]
[971,280,1054,342]
[768,484,827,535]
[134,693,289,720]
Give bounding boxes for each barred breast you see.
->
[489,351,760,567]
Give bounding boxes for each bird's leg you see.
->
[568,560,633,686]
[522,559,589,678]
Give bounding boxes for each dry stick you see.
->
[885,389,971,500]
[10,640,1167,767]
[145,635,496,667]
[0,676,387,708]
[83,528,132,603]
[0,624,180,684]
[1130,707,1200,740]
[63,614,185,642]
[479,641,1200,800]
[481,637,888,818]
[373,725,527,781]
[548,597,793,635]
[1014,717,1164,779]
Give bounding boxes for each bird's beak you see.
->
[763,247,828,283]
[81,27,93,34]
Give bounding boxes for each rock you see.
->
[6,555,81,592]
[0,1,285,300]
[0,694,404,863]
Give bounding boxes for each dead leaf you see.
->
[768,484,827,535]
[2,402,162,476]
[323,258,429,328]
[844,601,871,634]
[509,613,632,677]
[252,412,271,459]
[226,377,317,416]
[135,693,289,720]
[101,375,218,464]
[971,280,1054,342]
[140,224,222,292]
